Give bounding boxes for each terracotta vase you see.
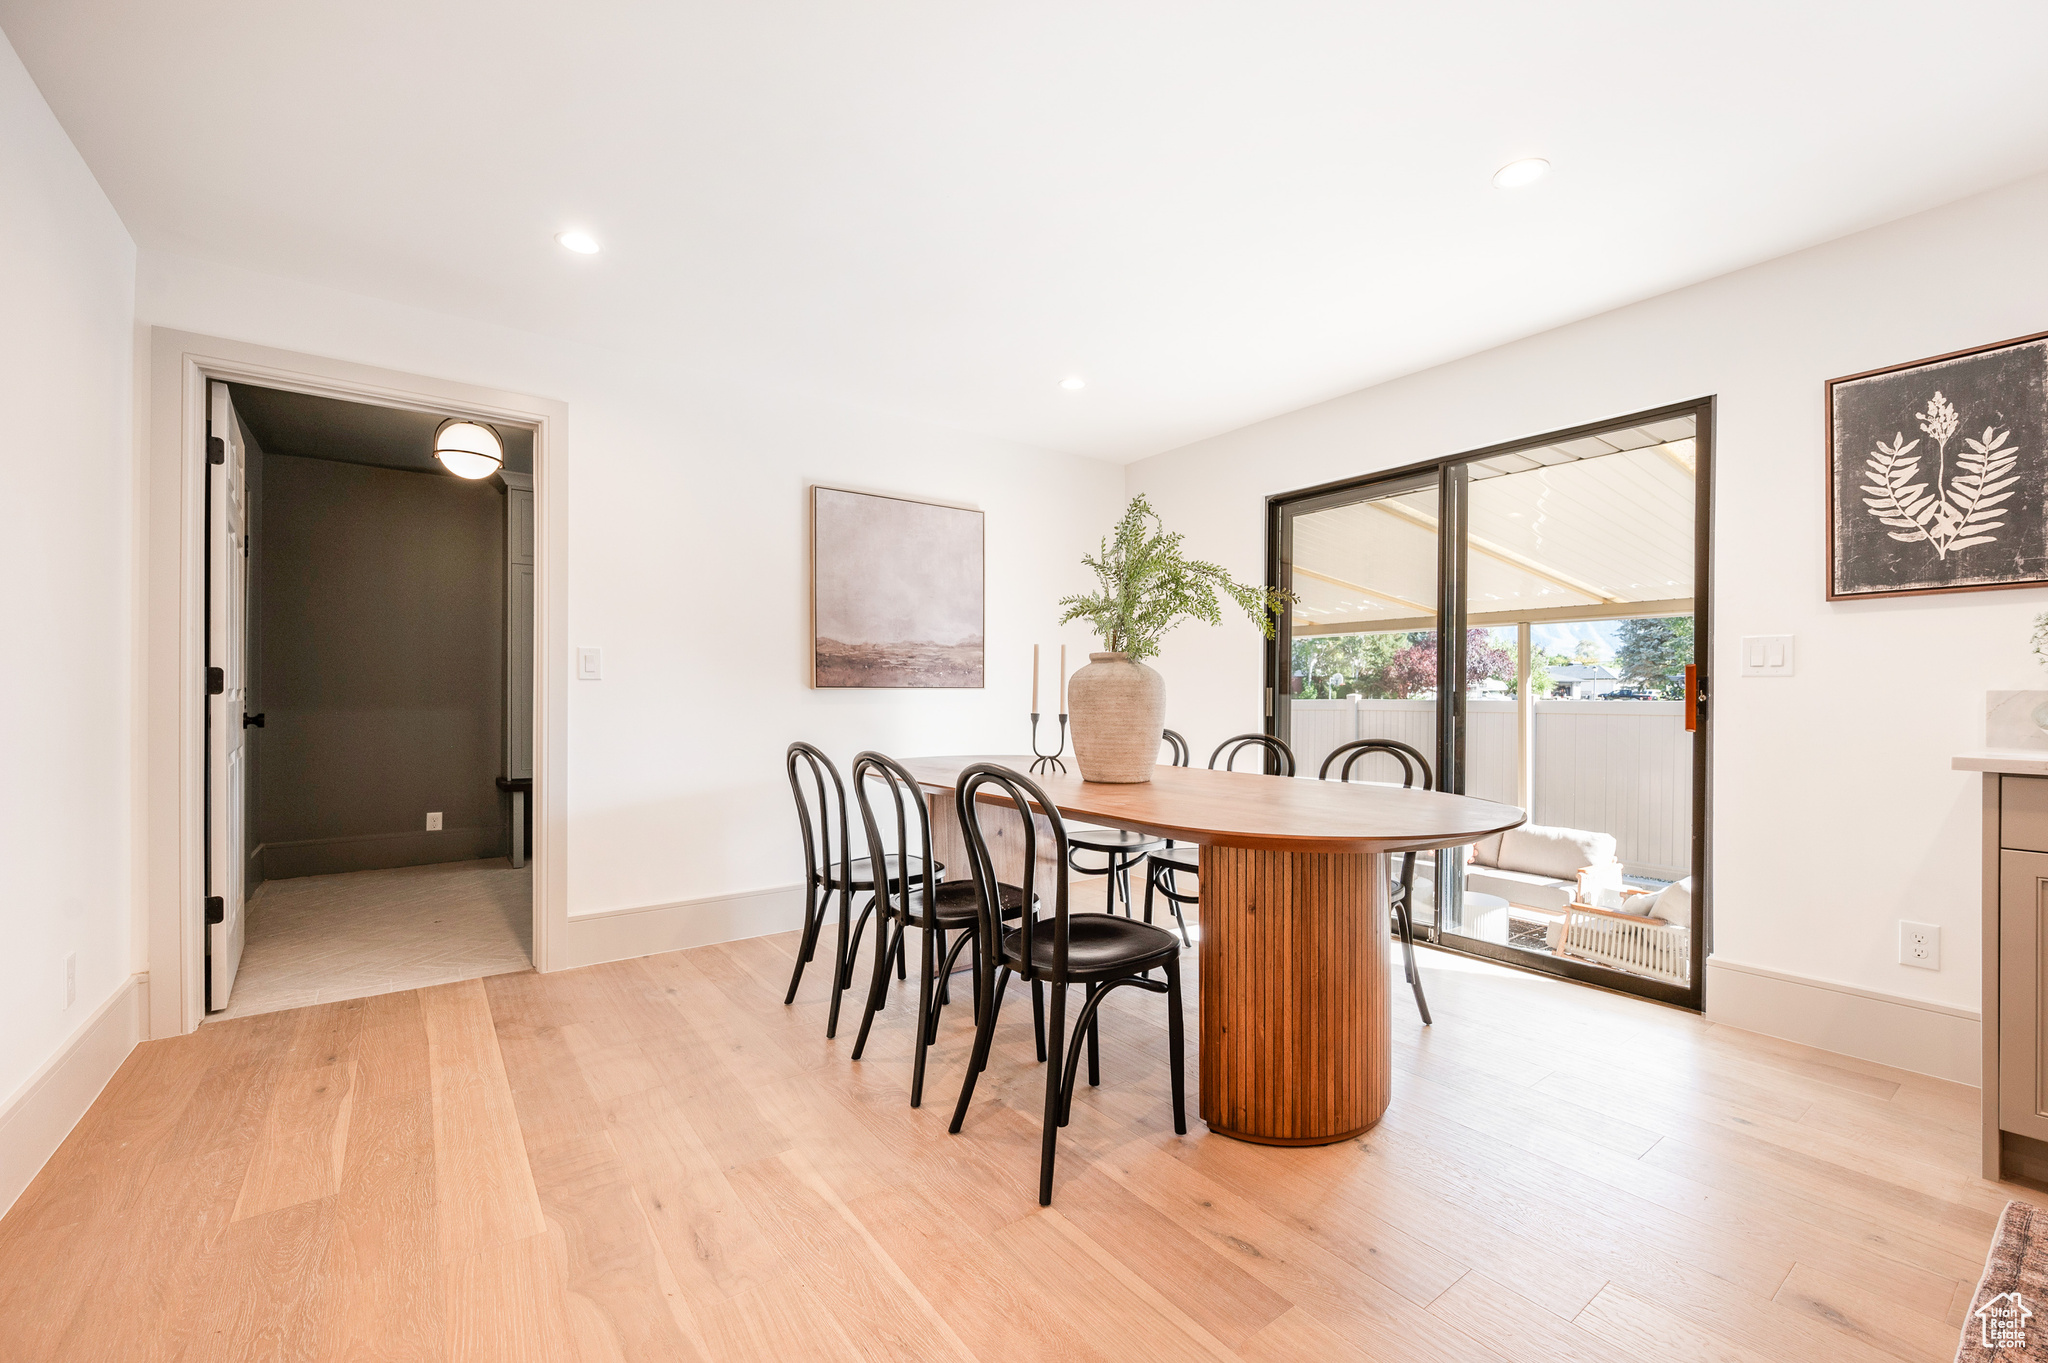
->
[1067,652,1167,783]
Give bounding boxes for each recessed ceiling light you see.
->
[556,230,601,255]
[1060,376,1086,391]
[1492,158,1551,190]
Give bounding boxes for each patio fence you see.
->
[1287,698,1692,881]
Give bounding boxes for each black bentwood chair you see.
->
[948,763,1185,1206]
[1209,732,1297,776]
[847,751,1034,1107]
[1142,730,1198,945]
[1063,744,1168,921]
[782,742,941,1039]
[1319,738,1435,1024]
[1141,733,1296,947]
[1065,731,1187,921]
[1160,728,1190,768]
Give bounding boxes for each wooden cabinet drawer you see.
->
[2004,776,2048,852]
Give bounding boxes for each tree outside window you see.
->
[1613,616,1694,698]
[1291,629,1516,700]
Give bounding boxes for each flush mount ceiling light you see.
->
[555,229,601,254]
[1060,376,1087,391]
[434,418,504,479]
[1492,157,1551,189]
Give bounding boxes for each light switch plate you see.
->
[577,647,603,680]
[1740,634,1795,677]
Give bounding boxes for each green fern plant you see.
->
[1058,496,1293,663]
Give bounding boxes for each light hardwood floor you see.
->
[0,929,2006,1361]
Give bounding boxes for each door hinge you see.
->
[205,895,224,924]
[206,666,225,695]
[208,435,225,465]
[1264,686,1274,718]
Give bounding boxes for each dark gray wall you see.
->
[255,452,507,877]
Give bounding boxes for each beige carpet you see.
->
[213,859,532,1020]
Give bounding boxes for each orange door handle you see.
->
[1684,664,1699,732]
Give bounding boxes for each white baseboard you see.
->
[1706,956,1980,1085]
[0,973,149,1219]
[548,884,807,972]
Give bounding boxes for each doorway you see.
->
[1268,399,1712,1009]
[202,380,537,1018]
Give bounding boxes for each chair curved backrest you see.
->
[1161,729,1190,767]
[787,742,851,893]
[1317,738,1435,790]
[956,763,1072,983]
[1209,733,1296,777]
[850,750,938,928]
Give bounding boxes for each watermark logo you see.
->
[1977,1289,2032,1351]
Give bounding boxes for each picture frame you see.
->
[810,485,985,688]
[1826,329,2048,601]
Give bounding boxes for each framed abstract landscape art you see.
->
[1827,330,2048,600]
[811,486,985,688]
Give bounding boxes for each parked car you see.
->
[1598,687,1661,701]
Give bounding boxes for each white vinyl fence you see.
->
[1288,698,1692,881]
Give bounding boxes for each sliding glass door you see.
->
[1273,470,1446,931]
[1268,401,1711,1009]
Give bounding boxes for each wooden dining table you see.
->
[902,756,1525,1146]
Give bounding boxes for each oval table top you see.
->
[900,755,1526,854]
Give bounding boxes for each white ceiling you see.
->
[7,1,2048,460]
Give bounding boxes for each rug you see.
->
[1959,1200,2048,1360]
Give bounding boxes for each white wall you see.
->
[0,31,137,1105]
[1128,170,2048,1024]
[136,252,1123,931]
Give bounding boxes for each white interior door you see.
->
[207,381,249,1009]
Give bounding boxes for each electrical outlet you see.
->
[426,811,443,831]
[1900,920,1940,970]
[65,953,75,1008]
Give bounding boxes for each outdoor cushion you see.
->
[1469,833,1505,867]
[1617,876,1691,924]
[1647,877,1691,925]
[1466,865,1575,913]
[1495,824,1617,880]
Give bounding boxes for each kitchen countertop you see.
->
[1953,750,2048,775]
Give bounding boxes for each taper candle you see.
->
[1032,644,1040,712]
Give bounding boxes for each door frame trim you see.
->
[144,328,568,1037]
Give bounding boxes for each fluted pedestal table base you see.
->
[1198,846,1390,1146]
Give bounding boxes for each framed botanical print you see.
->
[810,486,985,688]
[1827,330,2048,600]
